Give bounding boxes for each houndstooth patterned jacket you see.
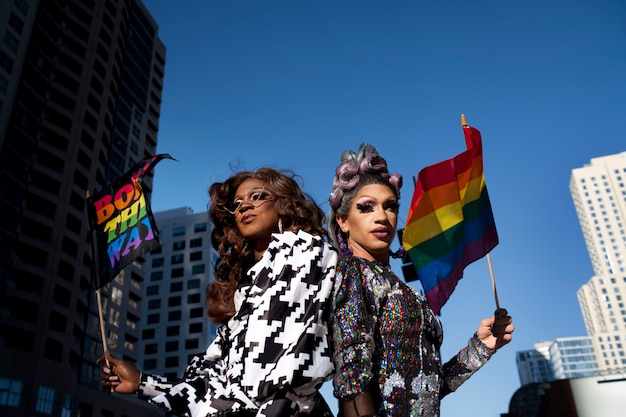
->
[138,230,337,417]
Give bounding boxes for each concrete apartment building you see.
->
[505,152,626,416]
[570,152,626,372]
[0,1,167,415]
[141,207,217,379]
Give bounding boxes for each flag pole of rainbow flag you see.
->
[402,115,498,315]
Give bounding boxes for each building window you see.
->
[190,251,202,261]
[188,293,201,304]
[189,322,203,333]
[165,356,179,368]
[0,377,22,407]
[61,395,72,417]
[166,341,179,352]
[185,338,199,350]
[53,286,71,307]
[3,31,19,53]
[147,313,160,324]
[190,307,203,318]
[152,258,164,268]
[190,238,202,248]
[192,264,205,274]
[44,339,62,361]
[147,285,159,295]
[144,359,157,370]
[148,299,161,309]
[171,254,184,264]
[142,329,155,339]
[167,326,180,336]
[8,12,24,35]
[173,240,186,251]
[14,0,29,15]
[194,223,207,233]
[170,281,183,292]
[169,296,182,307]
[172,268,185,278]
[173,226,186,236]
[151,271,163,281]
[169,310,182,321]
[35,385,54,414]
[144,344,158,354]
[188,279,200,289]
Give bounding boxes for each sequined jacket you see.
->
[138,230,338,417]
[331,257,495,417]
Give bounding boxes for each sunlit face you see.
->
[336,183,399,263]
[232,178,279,251]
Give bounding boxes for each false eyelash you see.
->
[356,202,374,213]
[385,201,400,212]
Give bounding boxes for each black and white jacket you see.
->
[139,230,338,417]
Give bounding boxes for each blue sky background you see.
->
[142,1,625,415]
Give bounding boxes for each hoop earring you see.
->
[278,218,284,234]
[337,232,353,257]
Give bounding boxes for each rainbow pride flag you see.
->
[87,154,175,289]
[402,122,498,315]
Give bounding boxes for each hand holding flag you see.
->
[86,153,175,371]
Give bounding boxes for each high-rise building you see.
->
[516,336,597,386]
[516,341,553,385]
[548,336,597,379]
[141,207,217,379]
[570,152,626,372]
[0,1,166,415]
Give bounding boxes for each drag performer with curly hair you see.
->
[327,144,514,417]
[99,168,337,417]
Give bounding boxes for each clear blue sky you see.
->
[142,1,626,415]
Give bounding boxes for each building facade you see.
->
[516,341,553,385]
[516,336,597,386]
[548,336,597,380]
[570,152,626,372]
[0,1,166,415]
[141,207,217,379]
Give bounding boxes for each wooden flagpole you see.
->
[487,253,500,310]
[461,114,500,310]
[86,190,110,366]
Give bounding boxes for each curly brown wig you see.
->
[205,168,328,324]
